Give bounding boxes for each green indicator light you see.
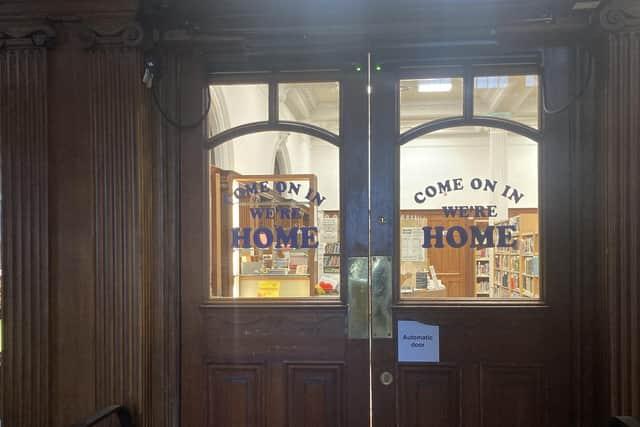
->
[375,65,382,71]
[355,65,362,72]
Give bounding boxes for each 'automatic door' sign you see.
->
[414,177,525,249]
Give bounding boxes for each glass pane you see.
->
[400,77,464,133]
[399,126,540,300]
[474,75,540,129]
[278,82,340,134]
[208,84,269,137]
[209,132,340,299]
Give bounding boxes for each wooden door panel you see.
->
[202,308,349,427]
[393,307,566,427]
[396,308,554,362]
[287,364,344,427]
[398,365,461,427]
[203,308,347,361]
[207,365,264,427]
[480,365,544,427]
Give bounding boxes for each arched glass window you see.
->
[397,66,541,300]
[399,127,540,299]
[207,81,341,299]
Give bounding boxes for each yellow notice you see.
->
[257,281,281,297]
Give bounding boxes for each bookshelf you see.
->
[323,242,340,273]
[473,219,492,297]
[492,213,539,298]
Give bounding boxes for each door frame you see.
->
[156,44,593,426]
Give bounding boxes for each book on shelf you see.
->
[475,247,491,258]
[323,242,340,254]
[476,263,490,275]
[524,256,539,275]
[323,255,340,267]
[521,235,536,254]
[476,278,490,293]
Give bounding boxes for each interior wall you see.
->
[399,133,538,213]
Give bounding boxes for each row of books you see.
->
[323,254,340,267]
[494,254,521,271]
[495,271,520,290]
[523,276,536,293]
[324,242,340,254]
[510,256,520,272]
[477,279,490,293]
[521,236,536,254]
[524,256,540,275]
[475,247,491,258]
[476,262,490,275]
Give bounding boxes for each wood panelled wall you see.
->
[601,17,640,418]
[0,18,152,426]
[0,46,50,427]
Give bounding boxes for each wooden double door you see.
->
[181,52,574,426]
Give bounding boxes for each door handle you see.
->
[347,257,369,339]
[371,256,392,339]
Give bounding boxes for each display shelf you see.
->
[493,213,539,298]
[322,241,341,274]
[473,220,494,296]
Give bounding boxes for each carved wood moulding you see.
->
[0,24,55,48]
[75,21,143,49]
[0,21,145,50]
[600,0,640,33]
[0,0,138,19]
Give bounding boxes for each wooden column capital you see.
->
[72,21,144,49]
[598,0,640,33]
[1,16,144,51]
[0,22,55,48]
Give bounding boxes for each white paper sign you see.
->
[321,216,339,243]
[401,227,425,262]
[397,321,440,362]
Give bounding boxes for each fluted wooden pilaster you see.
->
[600,1,640,417]
[0,46,49,427]
[89,46,152,425]
[47,22,152,426]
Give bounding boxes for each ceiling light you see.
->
[572,1,600,10]
[418,78,452,93]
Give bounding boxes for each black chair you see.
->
[610,416,640,427]
[71,405,133,427]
